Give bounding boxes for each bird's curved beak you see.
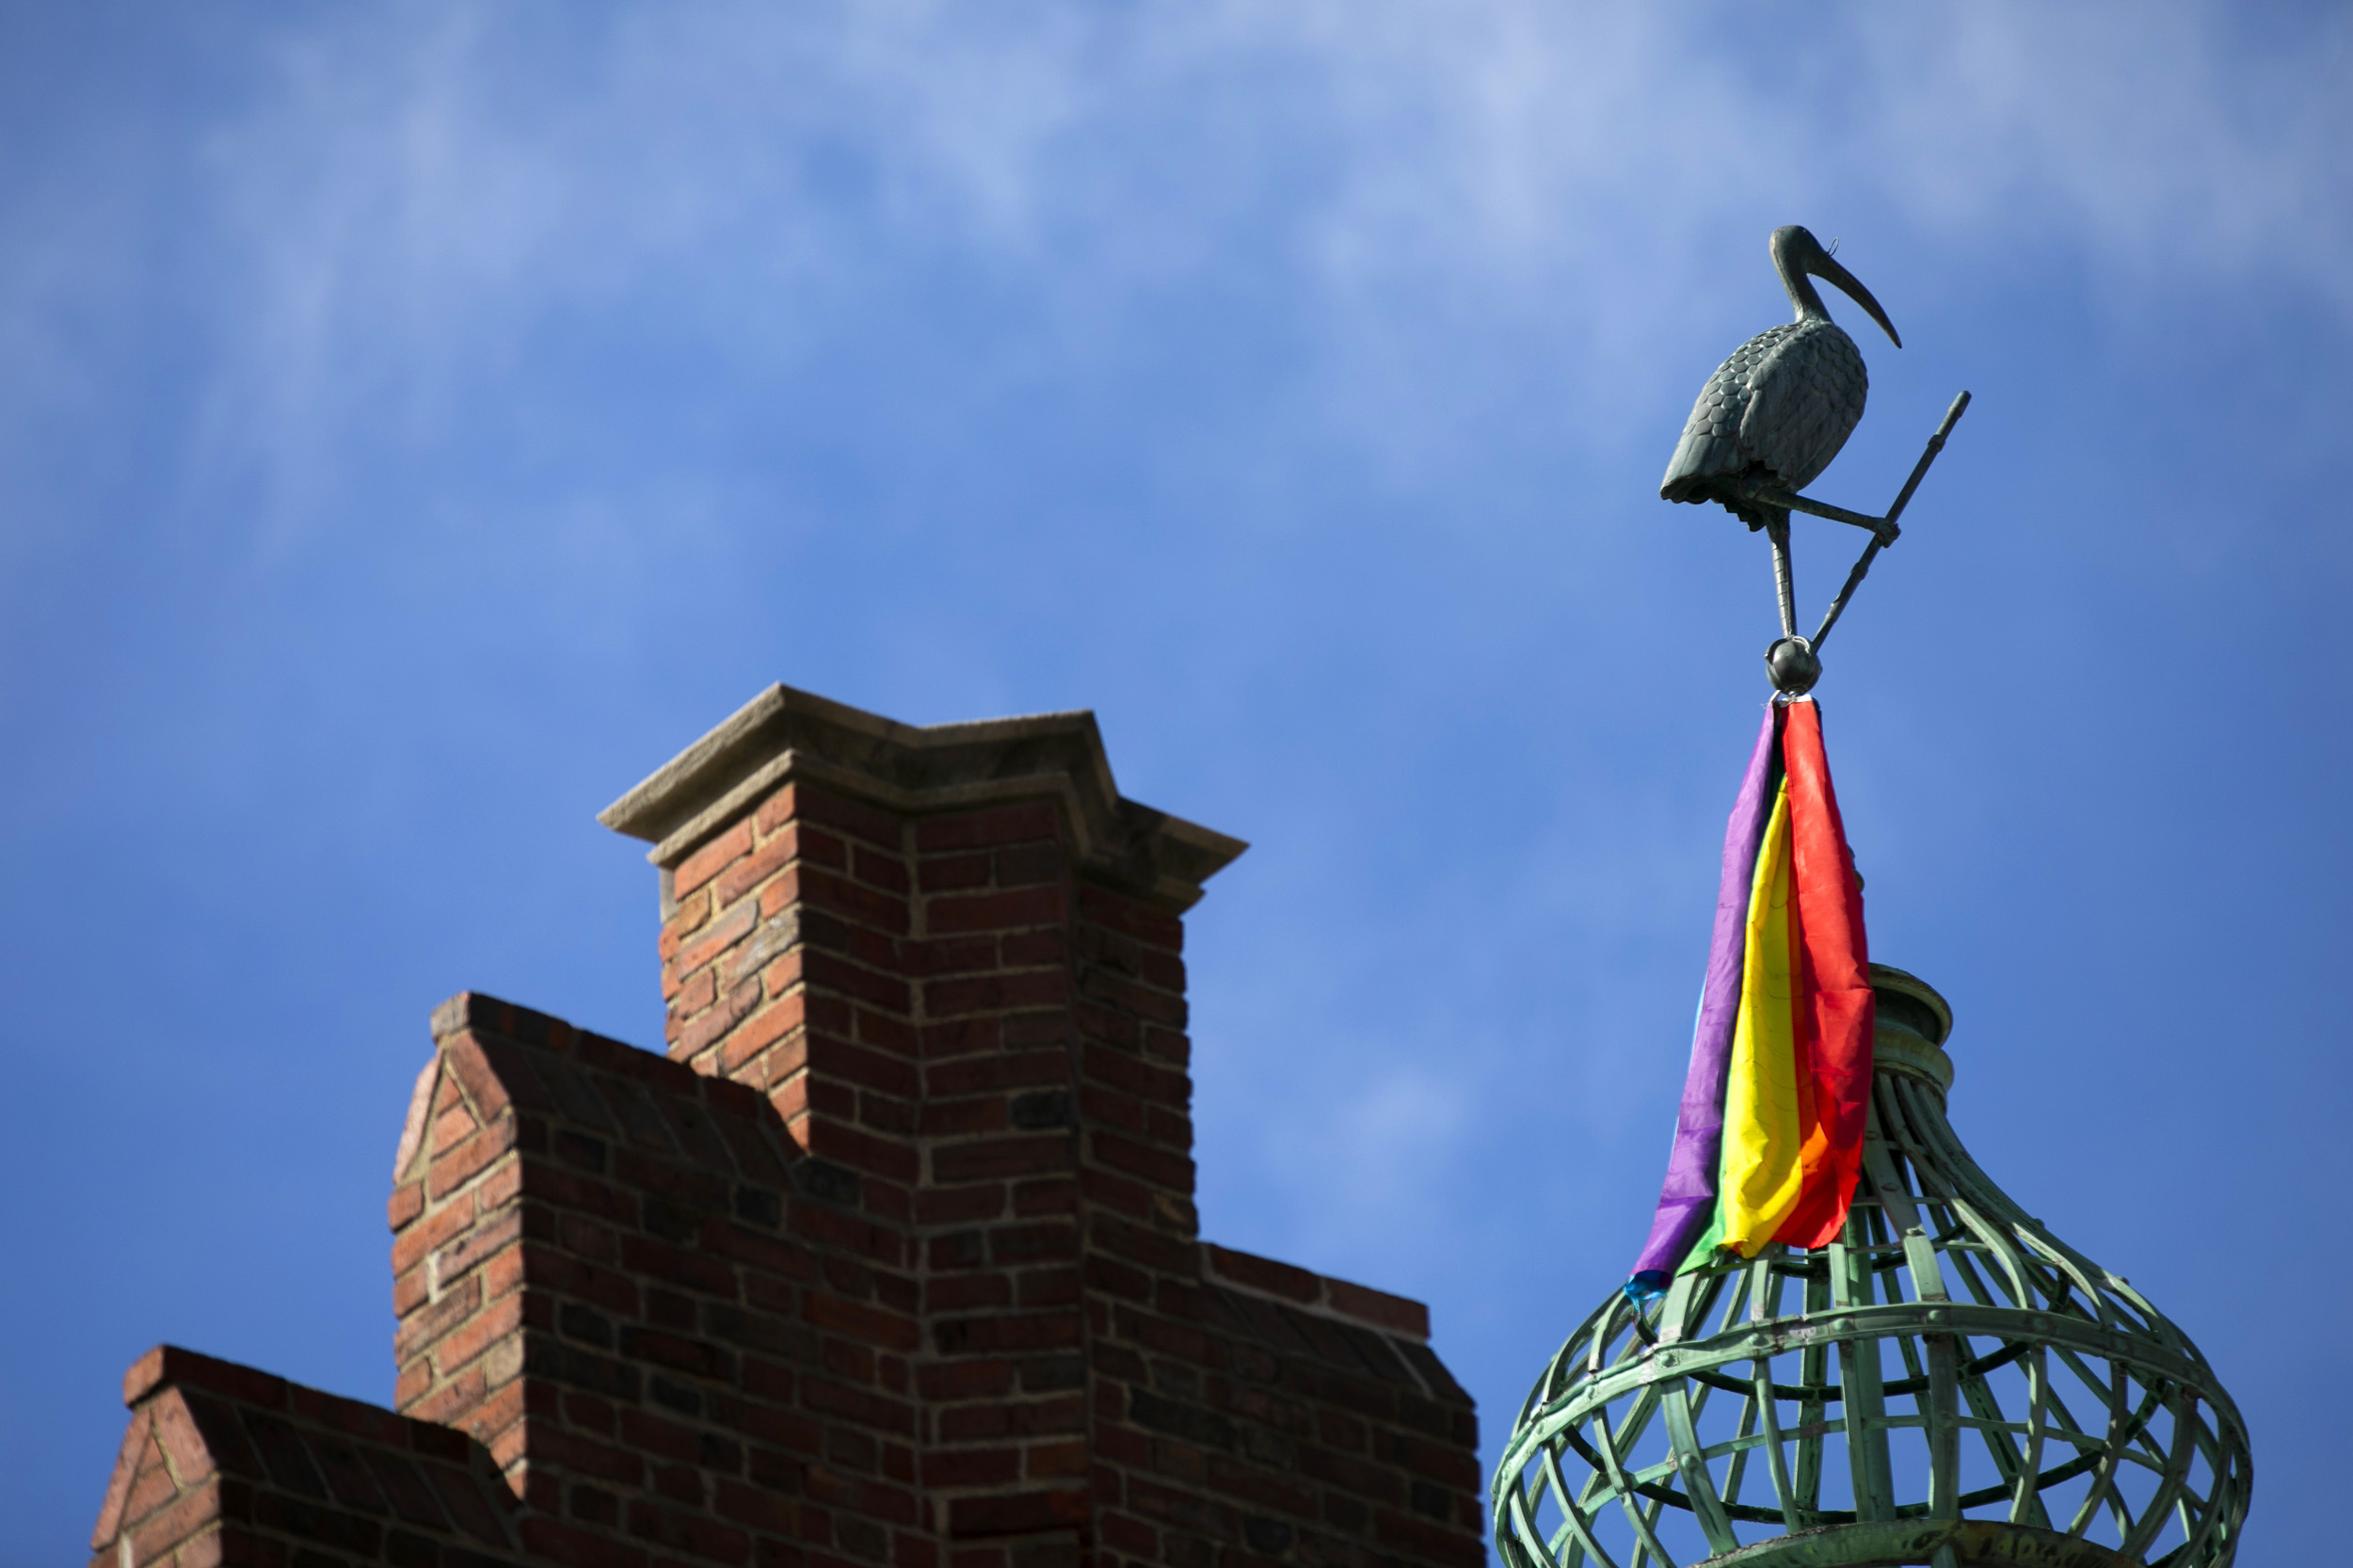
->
[1814,253,1901,348]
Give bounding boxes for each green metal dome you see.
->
[1492,965,2250,1568]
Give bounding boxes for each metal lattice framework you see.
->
[1493,967,2250,1568]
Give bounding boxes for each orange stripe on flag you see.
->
[1772,699,1875,1250]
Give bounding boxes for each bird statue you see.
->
[1661,225,1901,528]
[1660,225,1915,695]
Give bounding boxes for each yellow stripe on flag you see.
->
[1720,782,1805,1256]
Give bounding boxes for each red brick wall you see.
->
[89,695,1483,1568]
[89,1347,521,1568]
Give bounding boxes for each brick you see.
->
[1144,1105,1192,1148]
[1013,1178,1078,1218]
[928,1273,1013,1313]
[1202,1246,1320,1305]
[442,1035,519,1123]
[920,1096,1008,1138]
[1372,1509,1484,1568]
[392,1273,483,1363]
[1080,1044,1186,1106]
[924,970,1069,1018]
[805,1292,920,1352]
[1000,930,1064,968]
[1000,1012,1073,1048]
[522,1515,653,1568]
[431,1291,525,1375]
[1142,1027,1191,1067]
[787,784,904,851]
[676,820,756,899]
[1079,1083,1146,1135]
[750,785,799,839]
[808,1034,920,1099]
[918,854,993,892]
[431,1101,481,1149]
[715,1476,803,1532]
[673,900,760,980]
[936,1393,1086,1444]
[124,1434,178,1522]
[914,802,1061,853]
[680,979,762,1060]
[1324,1279,1430,1341]
[1099,1512,1159,1557]
[1091,1130,1193,1192]
[713,826,807,908]
[903,935,1000,981]
[1077,886,1183,950]
[406,1366,486,1425]
[427,1205,524,1293]
[717,991,808,1076]
[933,1135,1070,1184]
[922,1447,1019,1488]
[1073,1002,1140,1050]
[927,888,1065,936]
[664,894,711,952]
[946,1487,1088,1538]
[916,1358,1016,1400]
[1078,968,1187,1029]
[927,1049,1067,1098]
[993,843,1064,888]
[126,1480,220,1561]
[919,1015,1000,1061]
[800,948,910,1013]
[801,1119,919,1186]
[1025,1440,1088,1479]
[800,1377,917,1436]
[852,845,909,893]
[90,1409,154,1544]
[147,1391,226,1490]
[1016,1268,1080,1309]
[427,1125,516,1200]
[793,867,911,936]
[124,1348,286,1412]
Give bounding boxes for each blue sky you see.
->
[2,3,2346,1561]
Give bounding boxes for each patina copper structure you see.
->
[1491,967,2250,1568]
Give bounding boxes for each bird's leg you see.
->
[1766,515,1796,639]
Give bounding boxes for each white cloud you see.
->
[1851,6,2351,300]
[135,0,2340,522]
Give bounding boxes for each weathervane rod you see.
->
[1810,390,1971,650]
[1766,519,1797,638]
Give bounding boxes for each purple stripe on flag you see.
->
[1631,703,1782,1280]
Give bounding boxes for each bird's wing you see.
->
[1659,326,1795,502]
[1737,322,1868,493]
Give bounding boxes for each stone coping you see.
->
[600,683,1247,911]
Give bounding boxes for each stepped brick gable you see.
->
[88,685,1483,1568]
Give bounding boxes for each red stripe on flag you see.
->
[1772,700,1875,1250]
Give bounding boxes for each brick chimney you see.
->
[597,685,1242,1227]
[88,685,1482,1568]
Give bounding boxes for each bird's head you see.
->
[1771,225,1901,348]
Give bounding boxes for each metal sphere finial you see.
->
[1491,966,2251,1568]
[1765,637,1821,696]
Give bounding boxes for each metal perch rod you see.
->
[1810,391,1972,650]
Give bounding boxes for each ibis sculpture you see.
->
[1660,225,1969,694]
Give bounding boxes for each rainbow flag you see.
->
[1629,698,1874,1299]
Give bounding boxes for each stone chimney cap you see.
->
[599,683,1249,911]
